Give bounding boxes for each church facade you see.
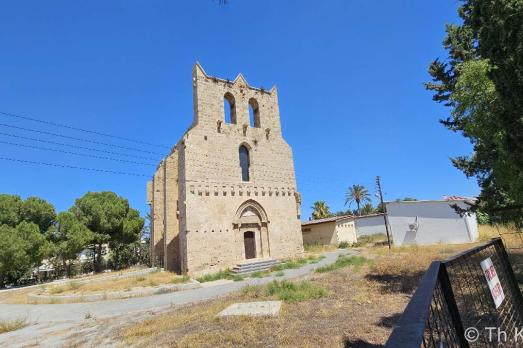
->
[147,63,304,275]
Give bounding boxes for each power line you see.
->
[0,122,166,156]
[0,139,156,166]
[0,156,150,177]
[0,131,159,161]
[0,110,170,149]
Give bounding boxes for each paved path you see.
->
[0,249,356,346]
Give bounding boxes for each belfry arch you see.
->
[233,200,270,260]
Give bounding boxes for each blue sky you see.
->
[0,0,477,220]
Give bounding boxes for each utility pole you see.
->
[376,176,392,250]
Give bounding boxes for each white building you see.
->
[386,197,478,246]
[355,213,387,237]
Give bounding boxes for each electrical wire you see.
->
[0,122,166,155]
[0,139,156,166]
[0,156,150,177]
[0,131,159,161]
[0,110,169,149]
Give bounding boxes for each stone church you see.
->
[147,63,304,275]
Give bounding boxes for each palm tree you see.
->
[360,203,376,216]
[311,201,331,220]
[345,184,371,216]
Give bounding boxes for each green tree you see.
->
[20,197,56,233]
[345,184,371,216]
[0,222,50,287]
[311,201,331,220]
[333,209,352,217]
[403,197,418,201]
[109,237,150,270]
[426,0,523,225]
[0,194,56,233]
[70,191,144,272]
[476,210,490,225]
[359,203,376,216]
[0,194,23,227]
[46,212,93,276]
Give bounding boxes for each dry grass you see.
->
[315,255,371,273]
[0,286,37,304]
[479,224,523,248]
[0,271,189,304]
[0,318,28,334]
[66,265,149,282]
[41,271,189,295]
[116,250,408,347]
[87,236,523,347]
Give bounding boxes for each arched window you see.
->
[224,92,237,124]
[239,145,250,181]
[248,98,261,128]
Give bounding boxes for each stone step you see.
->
[233,259,280,270]
[236,258,280,267]
[231,259,280,275]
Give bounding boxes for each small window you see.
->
[239,145,250,181]
[248,98,261,128]
[224,92,237,124]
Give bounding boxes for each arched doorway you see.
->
[233,200,270,261]
[244,231,256,259]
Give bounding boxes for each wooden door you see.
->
[244,231,256,259]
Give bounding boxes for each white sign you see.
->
[480,257,505,309]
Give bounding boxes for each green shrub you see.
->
[242,284,265,298]
[196,269,244,283]
[353,234,388,247]
[267,280,328,303]
[476,210,490,225]
[338,241,350,249]
[315,255,371,273]
[270,255,323,272]
[250,271,269,278]
[274,271,284,277]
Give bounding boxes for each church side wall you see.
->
[163,150,181,273]
[151,162,165,265]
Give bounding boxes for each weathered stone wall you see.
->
[163,150,180,273]
[150,162,165,264]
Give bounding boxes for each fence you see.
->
[385,238,523,347]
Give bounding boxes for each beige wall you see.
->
[335,220,357,244]
[302,218,357,245]
[149,63,304,276]
[302,221,337,245]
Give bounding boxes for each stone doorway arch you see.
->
[233,200,270,261]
